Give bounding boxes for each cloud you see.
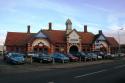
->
[0,28,7,45]
[104,27,125,44]
[0,0,125,45]
[83,3,111,13]
[103,12,125,44]
[53,24,65,30]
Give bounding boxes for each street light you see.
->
[117,28,124,54]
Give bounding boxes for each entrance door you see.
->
[69,45,78,54]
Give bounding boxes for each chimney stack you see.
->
[84,25,87,32]
[27,25,30,33]
[48,22,52,30]
[99,30,102,34]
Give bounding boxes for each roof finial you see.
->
[66,18,72,25]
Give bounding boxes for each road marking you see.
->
[48,81,55,83]
[114,65,125,69]
[74,69,107,78]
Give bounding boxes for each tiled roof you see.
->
[5,32,34,46]
[79,32,95,45]
[42,30,66,44]
[43,30,95,45]
[4,31,99,46]
[93,33,119,47]
[106,37,119,47]
[5,30,118,47]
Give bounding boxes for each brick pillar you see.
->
[27,43,31,52]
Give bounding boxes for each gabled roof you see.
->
[92,32,110,45]
[42,30,66,44]
[94,33,107,41]
[43,30,95,45]
[4,30,96,46]
[79,32,95,45]
[5,30,118,47]
[5,32,34,46]
[34,30,47,38]
[106,37,119,47]
[66,29,80,37]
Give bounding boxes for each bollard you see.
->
[52,57,55,64]
[91,58,92,61]
[62,59,64,64]
[30,56,32,64]
[26,56,32,64]
[79,56,81,62]
[84,57,86,62]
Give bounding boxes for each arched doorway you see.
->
[32,39,51,54]
[33,45,49,54]
[69,45,78,54]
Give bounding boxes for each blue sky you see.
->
[0,0,125,45]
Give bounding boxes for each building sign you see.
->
[68,30,80,43]
[70,39,79,42]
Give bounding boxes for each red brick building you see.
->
[5,19,119,54]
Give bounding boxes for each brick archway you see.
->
[31,39,51,54]
[33,45,49,54]
[69,45,78,54]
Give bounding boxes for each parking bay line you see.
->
[114,65,125,69]
[74,69,107,78]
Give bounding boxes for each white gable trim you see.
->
[32,39,50,47]
[97,35,106,41]
[68,30,80,43]
[35,31,47,38]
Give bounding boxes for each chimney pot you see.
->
[84,25,87,32]
[99,30,102,34]
[27,25,30,33]
[48,22,52,30]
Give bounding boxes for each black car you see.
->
[73,52,88,61]
[51,53,69,63]
[33,53,52,63]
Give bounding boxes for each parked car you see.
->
[76,52,91,60]
[51,53,69,63]
[97,55,103,59]
[4,53,25,64]
[27,52,38,57]
[87,53,97,60]
[104,53,113,59]
[99,51,106,59]
[117,53,125,57]
[65,53,79,62]
[32,53,52,63]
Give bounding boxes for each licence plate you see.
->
[43,59,47,60]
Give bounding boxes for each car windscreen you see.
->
[11,54,22,58]
[39,54,50,57]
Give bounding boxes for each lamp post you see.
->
[118,30,121,53]
[2,42,5,55]
[117,28,124,54]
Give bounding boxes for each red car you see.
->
[66,53,79,62]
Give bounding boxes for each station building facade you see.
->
[5,19,119,54]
